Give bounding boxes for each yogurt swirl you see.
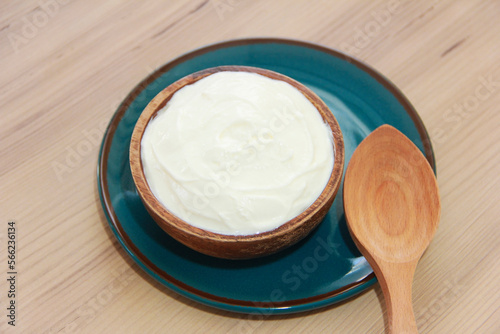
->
[141,71,334,235]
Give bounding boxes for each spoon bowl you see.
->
[344,124,440,333]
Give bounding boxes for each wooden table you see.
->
[1,1,499,333]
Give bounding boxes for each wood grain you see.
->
[1,0,499,333]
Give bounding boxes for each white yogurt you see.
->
[141,71,334,235]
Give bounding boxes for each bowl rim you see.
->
[129,65,345,242]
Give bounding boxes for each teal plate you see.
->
[97,38,435,315]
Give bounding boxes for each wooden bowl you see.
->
[129,66,344,259]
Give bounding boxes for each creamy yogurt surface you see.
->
[141,71,334,235]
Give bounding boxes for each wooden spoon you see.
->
[343,124,440,333]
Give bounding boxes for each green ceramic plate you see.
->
[97,38,435,315]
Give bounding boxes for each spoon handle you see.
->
[378,260,419,334]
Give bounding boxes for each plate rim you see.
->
[97,37,436,314]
